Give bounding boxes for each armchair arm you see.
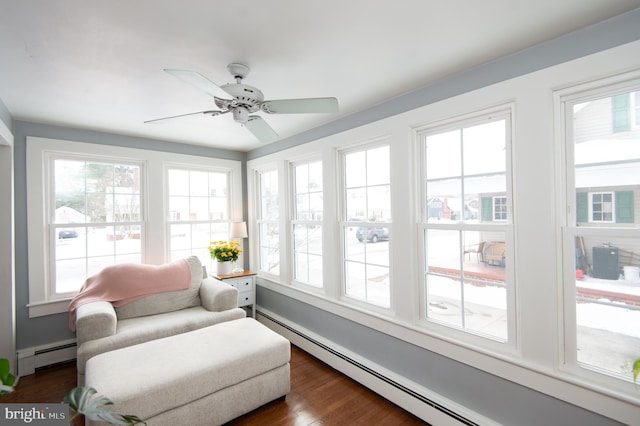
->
[75,301,117,347]
[199,277,239,312]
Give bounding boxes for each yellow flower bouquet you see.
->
[208,240,242,263]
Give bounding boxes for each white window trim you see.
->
[26,137,242,317]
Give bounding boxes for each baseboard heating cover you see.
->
[257,309,497,426]
[17,339,77,377]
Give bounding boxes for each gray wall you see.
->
[12,121,245,348]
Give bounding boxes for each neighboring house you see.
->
[54,206,86,224]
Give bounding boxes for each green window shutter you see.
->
[576,192,588,223]
[615,190,634,223]
[481,197,493,222]
[612,94,631,133]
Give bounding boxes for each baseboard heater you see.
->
[17,340,77,377]
[258,310,479,426]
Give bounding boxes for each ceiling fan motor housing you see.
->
[221,83,264,113]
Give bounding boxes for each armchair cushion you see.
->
[114,256,203,320]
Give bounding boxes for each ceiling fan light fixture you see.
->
[232,106,249,124]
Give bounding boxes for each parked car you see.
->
[58,229,78,239]
[356,226,389,243]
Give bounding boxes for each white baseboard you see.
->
[16,339,77,377]
[257,308,499,426]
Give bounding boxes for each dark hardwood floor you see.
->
[2,345,428,425]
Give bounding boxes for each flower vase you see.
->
[216,261,232,276]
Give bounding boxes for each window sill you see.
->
[27,298,71,318]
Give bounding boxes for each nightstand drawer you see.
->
[237,292,254,307]
[225,278,252,291]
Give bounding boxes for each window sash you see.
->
[257,169,280,276]
[49,156,144,298]
[292,160,323,287]
[560,79,640,384]
[166,167,231,267]
[340,144,391,308]
[419,109,514,344]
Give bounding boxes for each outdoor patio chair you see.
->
[464,241,486,263]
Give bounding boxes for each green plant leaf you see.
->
[63,387,146,425]
[0,358,16,395]
[633,358,640,384]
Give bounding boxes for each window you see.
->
[493,196,507,221]
[589,191,614,223]
[52,157,142,296]
[562,81,640,382]
[342,144,391,308]
[167,168,230,268]
[27,137,242,317]
[292,160,323,287]
[420,110,513,341]
[258,169,279,275]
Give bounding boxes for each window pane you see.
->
[342,145,391,308]
[292,161,323,287]
[568,86,640,380]
[463,120,506,175]
[167,168,230,261]
[426,129,461,180]
[260,170,279,220]
[258,169,280,276]
[366,145,390,186]
[345,150,366,188]
[293,224,323,287]
[426,229,507,339]
[53,159,143,295]
[259,223,279,274]
[574,235,640,377]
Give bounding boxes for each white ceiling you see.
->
[0,1,638,152]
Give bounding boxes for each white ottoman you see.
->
[85,318,290,426]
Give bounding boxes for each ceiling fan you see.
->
[145,63,339,143]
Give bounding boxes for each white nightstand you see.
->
[212,271,257,318]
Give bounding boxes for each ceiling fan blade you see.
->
[260,97,338,114]
[164,69,233,100]
[144,110,224,124]
[246,116,278,143]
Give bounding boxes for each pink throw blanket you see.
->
[68,259,192,331]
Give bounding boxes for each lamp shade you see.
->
[230,221,248,238]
